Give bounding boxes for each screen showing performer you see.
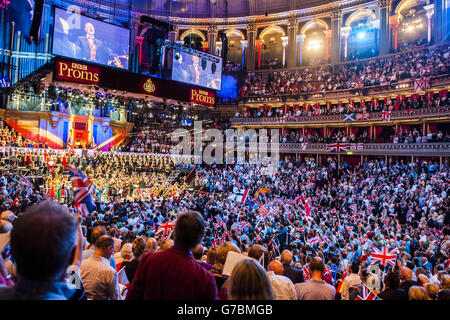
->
[172,50,222,90]
[52,7,130,70]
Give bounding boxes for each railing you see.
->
[231,106,449,126]
[275,142,450,156]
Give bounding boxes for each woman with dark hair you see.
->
[121,237,146,283]
[228,259,275,300]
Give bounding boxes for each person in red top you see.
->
[126,211,218,300]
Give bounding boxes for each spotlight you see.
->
[357,32,366,40]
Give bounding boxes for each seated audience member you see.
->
[80,235,121,300]
[228,258,275,300]
[192,244,212,271]
[295,257,336,300]
[281,250,304,284]
[0,200,78,300]
[378,271,409,300]
[409,285,428,300]
[126,211,218,300]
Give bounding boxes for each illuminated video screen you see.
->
[52,7,130,70]
[172,50,222,91]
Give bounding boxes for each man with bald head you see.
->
[399,267,414,293]
[266,259,297,300]
[281,249,304,284]
[295,257,336,300]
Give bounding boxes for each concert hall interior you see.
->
[0,0,449,303]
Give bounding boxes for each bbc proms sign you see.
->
[53,58,216,107]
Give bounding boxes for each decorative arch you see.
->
[395,0,426,15]
[179,29,206,42]
[345,8,377,26]
[300,19,329,35]
[225,28,245,39]
[259,25,286,39]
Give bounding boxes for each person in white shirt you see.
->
[267,260,297,300]
[341,262,362,300]
[80,235,121,300]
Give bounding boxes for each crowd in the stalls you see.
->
[0,150,449,300]
[239,44,450,97]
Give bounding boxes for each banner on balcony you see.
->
[326,143,364,152]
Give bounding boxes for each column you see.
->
[390,14,400,52]
[255,39,263,69]
[340,27,351,60]
[378,0,391,55]
[424,4,435,44]
[434,0,445,43]
[208,26,218,55]
[209,0,217,18]
[330,9,342,63]
[281,36,289,67]
[287,18,298,68]
[324,29,332,62]
[136,36,144,66]
[246,24,257,71]
[296,34,305,66]
[168,25,178,42]
[240,40,248,68]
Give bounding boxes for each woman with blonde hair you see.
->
[228,259,275,300]
[144,237,158,253]
[425,283,440,300]
[408,286,428,300]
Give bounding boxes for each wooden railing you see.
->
[231,106,450,126]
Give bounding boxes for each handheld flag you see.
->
[67,165,96,218]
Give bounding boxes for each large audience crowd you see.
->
[0,148,448,300]
[240,45,450,98]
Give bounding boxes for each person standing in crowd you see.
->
[80,235,121,300]
[126,211,218,300]
[281,250,304,284]
[378,270,409,300]
[295,257,336,300]
[341,262,362,300]
[228,259,275,300]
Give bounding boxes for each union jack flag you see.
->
[302,265,310,280]
[356,113,369,120]
[381,111,391,122]
[355,285,381,300]
[155,219,176,237]
[369,246,398,268]
[307,236,320,246]
[326,143,351,152]
[67,165,96,218]
[405,109,414,115]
